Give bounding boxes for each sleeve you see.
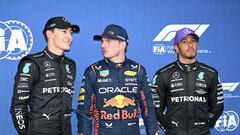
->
[208,72,224,127]
[77,68,95,135]
[138,66,159,135]
[10,58,39,135]
[151,71,170,130]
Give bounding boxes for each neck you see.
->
[47,44,64,56]
[109,55,125,63]
[178,57,196,64]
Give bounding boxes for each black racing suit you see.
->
[10,48,76,135]
[77,58,159,135]
[151,60,224,135]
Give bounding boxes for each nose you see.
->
[67,33,73,40]
[101,41,108,49]
[188,42,193,46]
[186,40,195,47]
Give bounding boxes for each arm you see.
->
[208,72,224,127]
[10,58,39,135]
[77,68,95,135]
[138,66,159,135]
[151,72,169,130]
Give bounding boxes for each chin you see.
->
[186,55,196,59]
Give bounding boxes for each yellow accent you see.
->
[114,95,125,108]
[124,71,137,76]
[80,88,85,94]
[78,95,84,101]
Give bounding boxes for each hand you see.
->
[78,133,83,135]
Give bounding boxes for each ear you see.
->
[46,30,53,39]
[174,45,179,53]
[120,41,126,49]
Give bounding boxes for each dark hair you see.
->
[43,29,54,42]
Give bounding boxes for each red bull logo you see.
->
[101,109,139,120]
[103,95,135,108]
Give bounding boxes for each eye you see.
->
[181,40,186,44]
[191,38,197,43]
[62,30,67,33]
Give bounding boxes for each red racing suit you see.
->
[77,58,159,135]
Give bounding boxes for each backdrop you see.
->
[0,0,239,134]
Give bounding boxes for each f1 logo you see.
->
[222,82,240,92]
[153,24,210,42]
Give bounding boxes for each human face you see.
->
[174,35,198,64]
[101,37,124,62]
[48,28,73,53]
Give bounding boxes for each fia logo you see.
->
[215,110,239,132]
[152,44,167,55]
[0,20,33,60]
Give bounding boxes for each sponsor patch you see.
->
[100,70,109,77]
[124,71,137,76]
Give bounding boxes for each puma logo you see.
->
[171,120,179,127]
[43,113,51,120]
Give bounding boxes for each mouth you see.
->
[187,49,195,53]
[102,49,107,54]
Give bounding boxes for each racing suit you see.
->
[77,58,159,135]
[10,48,76,135]
[151,60,224,135]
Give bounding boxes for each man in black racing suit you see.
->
[10,16,79,135]
[151,28,224,135]
[77,24,159,135]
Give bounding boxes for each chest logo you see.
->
[172,72,180,79]
[44,61,51,68]
[100,70,109,77]
[124,71,137,76]
[103,95,135,108]
[198,72,205,80]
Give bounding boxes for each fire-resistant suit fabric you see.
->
[77,58,159,135]
[151,60,224,135]
[10,48,76,135]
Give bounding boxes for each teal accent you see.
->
[198,72,205,80]
[152,75,158,84]
[22,63,31,73]
[65,64,70,72]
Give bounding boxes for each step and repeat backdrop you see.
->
[0,0,239,134]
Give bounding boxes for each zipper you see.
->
[186,71,189,135]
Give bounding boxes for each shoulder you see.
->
[127,59,141,66]
[18,51,44,66]
[23,51,44,61]
[198,62,218,74]
[126,59,146,73]
[16,52,43,73]
[84,60,104,74]
[155,61,177,75]
[64,56,76,65]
